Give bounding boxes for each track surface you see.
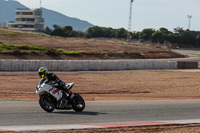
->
[1,100,200,127]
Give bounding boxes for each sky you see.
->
[14,0,200,32]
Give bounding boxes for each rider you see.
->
[38,67,71,96]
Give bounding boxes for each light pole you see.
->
[127,0,134,43]
[187,15,192,30]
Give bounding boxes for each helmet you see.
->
[38,67,48,78]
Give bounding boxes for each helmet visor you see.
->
[39,72,45,78]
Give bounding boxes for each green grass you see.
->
[123,51,142,56]
[0,41,143,56]
[2,32,17,37]
[56,49,86,55]
[0,42,100,55]
[0,29,23,37]
[0,42,49,54]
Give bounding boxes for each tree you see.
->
[179,30,196,47]
[166,33,179,43]
[152,31,162,43]
[63,26,73,37]
[139,28,155,41]
[86,26,104,38]
[44,26,52,35]
[51,24,65,37]
[159,27,170,34]
[113,28,127,38]
[102,27,114,38]
[195,34,200,47]
[43,25,200,48]
[174,27,184,36]
[131,31,140,39]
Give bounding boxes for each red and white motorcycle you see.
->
[36,80,85,112]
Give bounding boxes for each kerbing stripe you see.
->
[0,119,200,132]
[0,129,16,132]
[86,121,180,128]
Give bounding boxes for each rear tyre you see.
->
[39,94,55,112]
[71,93,85,112]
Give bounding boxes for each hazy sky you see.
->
[15,0,200,32]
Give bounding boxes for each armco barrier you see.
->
[177,61,198,69]
[0,60,177,71]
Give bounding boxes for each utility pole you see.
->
[40,0,42,8]
[187,15,192,30]
[127,0,134,43]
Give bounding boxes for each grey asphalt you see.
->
[172,49,200,61]
[1,100,200,126]
[173,49,200,55]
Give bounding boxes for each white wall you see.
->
[0,60,177,71]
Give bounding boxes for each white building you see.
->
[8,8,44,32]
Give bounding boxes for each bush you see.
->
[44,48,57,55]
[9,49,22,55]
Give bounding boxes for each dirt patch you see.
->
[0,70,200,101]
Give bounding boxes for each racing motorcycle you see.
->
[36,80,85,112]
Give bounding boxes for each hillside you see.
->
[0,29,185,60]
[43,8,94,31]
[0,0,27,21]
[0,0,93,31]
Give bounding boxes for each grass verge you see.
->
[0,41,142,56]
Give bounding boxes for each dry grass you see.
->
[0,29,185,60]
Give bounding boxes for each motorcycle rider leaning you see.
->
[38,67,72,97]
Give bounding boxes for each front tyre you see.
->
[39,94,55,112]
[71,93,85,112]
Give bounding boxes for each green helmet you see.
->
[38,67,48,78]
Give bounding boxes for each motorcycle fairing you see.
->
[48,87,63,100]
[36,82,63,101]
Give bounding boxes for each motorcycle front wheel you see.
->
[39,94,55,112]
[71,93,85,112]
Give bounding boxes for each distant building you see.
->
[0,21,6,28]
[8,8,44,32]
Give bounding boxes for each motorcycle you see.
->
[36,79,85,112]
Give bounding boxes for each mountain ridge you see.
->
[0,0,94,31]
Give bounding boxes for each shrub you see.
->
[9,49,22,55]
[56,49,67,54]
[44,48,57,55]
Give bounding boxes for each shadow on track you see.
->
[53,111,107,116]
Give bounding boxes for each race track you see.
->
[1,100,200,127]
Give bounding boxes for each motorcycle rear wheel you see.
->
[71,93,85,112]
[39,94,55,112]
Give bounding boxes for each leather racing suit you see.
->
[38,73,67,92]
